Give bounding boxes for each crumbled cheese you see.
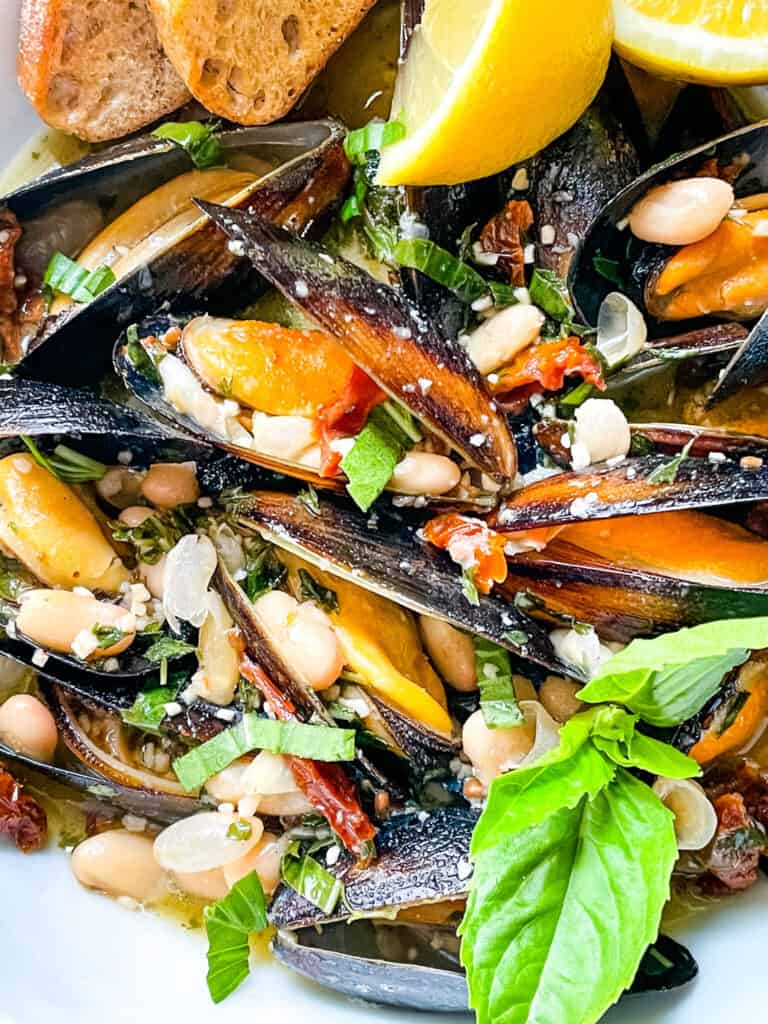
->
[457,858,474,881]
[164,701,183,717]
[72,629,99,660]
[511,167,529,191]
[550,626,614,678]
[523,243,535,264]
[117,450,133,465]
[325,845,341,867]
[215,707,237,722]
[197,496,213,508]
[708,451,727,464]
[72,586,94,598]
[572,399,631,467]
[393,325,413,340]
[540,224,556,246]
[294,280,309,299]
[469,433,487,447]
[569,491,599,518]
[418,377,433,395]
[471,294,494,313]
[227,239,246,256]
[102,658,121,673]
[218,802,235,815]
[30,648,49,668]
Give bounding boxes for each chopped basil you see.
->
[43,252,115,303]
[341,121,406,263]
[91,624,125,650]
[121,685,179,734]
[646,437,695,485]
[529,268,575,322]
[298,569,339,613]
[20,436,106,484]
[472,637,523,728]
[502,629,529,647]
[205,871,268,1003]
[142,635,196,663]
[341,402,419,511]
[461,567,480,607]
[393,238,518,307]
[124,324,161,385]
[592,254,625,288]
[344,119,406,162]
[112,506,193,564]
[241,540,287,602]
[281,842,344,915]
[172,714,356,791]
[226,819,253,841]
[297,485,321,516]
[152,120,223,169]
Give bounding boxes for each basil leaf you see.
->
[122,685,178,735]
[153,120,223,169]
[460,770,677,1024]
[578,617,768,726]
[281,849,344,915]
[173,714,356,791]
[242,542,287,602]
[205,871,268,1003]
[592,730,700,779]
[298,569,339,613]
[340,403,417,512]
[297,484,321,516]
[529,268,575,322]
[646,437,695,485]
[592,254,625,288]
[472,637,522,728]
[142,635,196,663]
[125,324,162,386]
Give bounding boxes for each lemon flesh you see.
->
[377,0,613,187]
[614,0,768,85]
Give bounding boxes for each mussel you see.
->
[2,119,349,382]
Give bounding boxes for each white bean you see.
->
[538,675,584,723]
[16,590,136,658]
[204,758,251,803]
[153,812,263,873]
[223,832,283,894]
[462,708,535,787]
[172,867,229,901]
[254,590,344,692]
[250,412,317,461]
[0,694,58,762]
[389,453,461,496]
[141,462,199,509]
[467,303,545,375]
[418,616,477,691]
[72,830,167,904]
[118,505,155,528]
[628,177,734,246]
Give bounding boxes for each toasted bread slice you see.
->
[148,0,377,124]
[18,0,190,142]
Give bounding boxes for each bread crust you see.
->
[17,0,190,142]
[149,0,377,124]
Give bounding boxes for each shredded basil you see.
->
[281,842,344,914]
[242,540,287,602]
[152,120,224,169]
[20,436,106,484]
[142,635,196,663]
[462,567,480,607]
[43,252,115,303]
[91,624,125,650]
[112,506,193,565]
[121,684,179,734]
[173,713,356,791]
[529,268,575,322]
[646,438,695,485]
[298,569,339,613]
[340,402,419,512]
[226,819,253,841]
[473,637,523,728]
[344,120,407,163]
[124,324,162,385]
[393,238,518,307]
[592,254,625,288]
[297,485,321,516]
[205,871,268,1003]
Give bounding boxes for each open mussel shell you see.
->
[494,453,768,531]
[271,806,477,929]
[502,541,768,642]
[0,378,213,683]
[195,200,517,484]
[230,489,575,677]
[272,919,468,1012]
[10,120,349,383]
[112,312,347,493]
[272,924,696,1012]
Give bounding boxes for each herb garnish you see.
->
[142,635,197,663]
[20,437,106,484]
[340,401,421,511]
[472,637,522,728]
[43,252,115,303]
[152,120,224,169]
[205,871,268,1003]
[298,569,339,612]
[281,840,344,914]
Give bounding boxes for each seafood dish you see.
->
[8,1,768,1023]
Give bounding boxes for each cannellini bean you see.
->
[250,412,317,461]
[223,832,283,893]
[172,867,229,902]
[462,708,536,787]
[0,453,129,593]
[389,453,461,496]
[141,462,200,509]
[95,467,144,509]
[153,812,263,873]
[253,590,344,692]
[539,675,584,723]
[16,590,136,658]
[466,303,545,375]
[72,830,167,904]
[418,616,477,691]
[628,177,734,246]
[118,505,155,528]
[192,590,240,706]
[257,791,315,816]
[571,399,631,467]
[204,758,252,804]
[0,694,58,762]
[653,777,718,851]
[138,555,167,600]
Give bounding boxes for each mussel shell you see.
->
[12,120,349,384]
[501,541,768,642]
[231,489,575,677]
[272,919,468,1012]
[270,806,477,928]
[494,454,768,531]
[195,200,518,483]
[570,120,768,328]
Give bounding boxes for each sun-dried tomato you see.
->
[422,513,510,593]
[239,656,376,856]
[315,367,386,477]
[491,336,606,399]
[479,200,533,287]
[0,764,47,853]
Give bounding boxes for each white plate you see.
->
[2,6,766,1022]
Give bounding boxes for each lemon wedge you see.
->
[376,0,613,187]
[613,0,768,85]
